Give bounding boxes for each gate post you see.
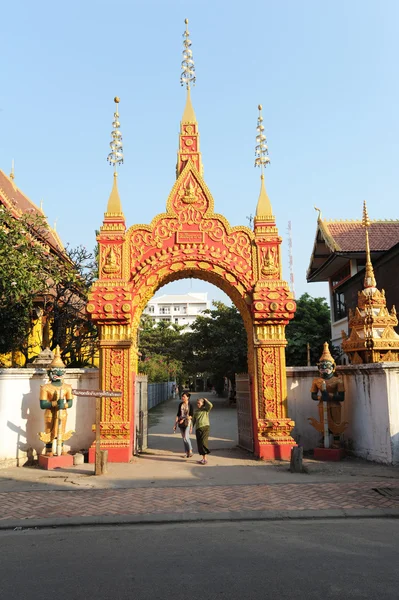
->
[87,323,135,463]
[253,326,296,460]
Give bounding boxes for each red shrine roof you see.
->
[307,218,399,283]
[0,168,65,256]
[321,220,399,252]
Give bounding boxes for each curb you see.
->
[2,508,399,531]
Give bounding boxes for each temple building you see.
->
[0,167,66,365]
[307,210,399,356]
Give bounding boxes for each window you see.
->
[147,305,154,313]
[174,306,180,312]
[159,307,170,314]
[174,318,179,324]
[333,291,347,321]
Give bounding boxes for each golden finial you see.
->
[9,159,15,181]
[362,200,376,289]
[255,105,273,218]
[314,206,322,221]
[105,97,124,215]
[255,104,270,172]
[107,96,124,174]
[181,18,196,90]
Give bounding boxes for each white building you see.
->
[143,293,210,331]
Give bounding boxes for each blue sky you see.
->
[1,0,398,305]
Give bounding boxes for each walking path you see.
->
[0,393,398,528]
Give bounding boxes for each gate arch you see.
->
[87,92,297,462]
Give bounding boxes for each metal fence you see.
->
[147,381,175,410]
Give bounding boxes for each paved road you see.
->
[1,519,398,599]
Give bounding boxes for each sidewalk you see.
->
[0,394,398,528]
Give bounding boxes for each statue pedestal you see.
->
[314,448,345,461]
[39,454,74,470]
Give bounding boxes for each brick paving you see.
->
[0,481,398,522]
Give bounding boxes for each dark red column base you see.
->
[257,444,296,461]
[88,446,132,463]
[314,447,345,461]
[38,454,74,470]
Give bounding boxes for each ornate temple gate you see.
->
[87,101,297,462]
[86,24,297,462]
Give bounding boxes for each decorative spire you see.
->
[180,18,197,123]
[181,18,196,90]
[254,105,273,218]
[107,97,124,173]
[177,19,202,176]
[9,159,15,181]
[362,200,376,289]
[106,97,124,215]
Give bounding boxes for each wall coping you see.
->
[287,362,399,376]
[0,368,99,379]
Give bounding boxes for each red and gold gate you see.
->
[87,23,296,461]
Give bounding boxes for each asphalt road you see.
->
[0,519,398,599]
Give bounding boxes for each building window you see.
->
[333,291,347,321]
[159,307,170,315]
[174,306,180,312]
[174,318,179,324]
[147,305,154,313]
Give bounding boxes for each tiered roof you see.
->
[307,218,399,282]
[0,169,64,256]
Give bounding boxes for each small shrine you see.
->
[342,201,399,363]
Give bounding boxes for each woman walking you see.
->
[192,397,213,464]
[173,392,193,458]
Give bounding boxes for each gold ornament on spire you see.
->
[362,200,376,289]
[9,159,15,181]
[254,105,270,171]
[254,105,273,219]
[181,18,196,89]
[105,97,124,215]
[107,97,124,173]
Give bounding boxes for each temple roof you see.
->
[321,220,399,252]
[0,168,65,255]
[307,218,399,282]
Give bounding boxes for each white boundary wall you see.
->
[0,368,98,467]
[287,363,399,464]
[1,364,399,466]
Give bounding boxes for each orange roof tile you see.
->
[323,220,399,252]
[0,169,64,255]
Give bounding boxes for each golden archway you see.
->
[87,85,296,461]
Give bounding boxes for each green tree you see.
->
[0,206,53,357]
[50,243,98,366]
[285,293,331,366]
[0,205,98,365]
[138,318,185,383]
[184,301,247,395]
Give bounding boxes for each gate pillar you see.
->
[253,325,296,459]
[251,104,297,458]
